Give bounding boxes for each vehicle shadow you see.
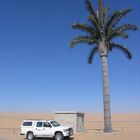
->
[32,137,74,140]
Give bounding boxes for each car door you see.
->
[35,121,53,137]
[42,122,54,137]
[35,121,44,136]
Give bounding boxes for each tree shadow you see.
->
[85,128,103,132]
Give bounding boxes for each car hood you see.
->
[54,126,71,129]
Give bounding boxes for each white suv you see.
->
[20,120,73,140]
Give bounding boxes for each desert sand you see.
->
[0,112,140,140]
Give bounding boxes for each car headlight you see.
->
[63,129,69,132]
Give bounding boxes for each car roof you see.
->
[23,119,55,122]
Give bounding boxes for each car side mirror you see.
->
[49,125,52,128]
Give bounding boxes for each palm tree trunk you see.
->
[101,56,112,133]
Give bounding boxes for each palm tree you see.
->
[70,0,138,133]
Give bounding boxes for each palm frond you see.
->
[103,7,110,17]
[98,0,104,26]
[88,15,101,37]
[110,43,132,59]
[72,23,95,35]
[103,7,110,24]
[106,24,138,41]
[70,36,97,48]
[88,47,98,64]
[106,30,128,41]
[114,24,138,32]
[112,8,132,28]
[70,0,137,61]
[105,8,132,35]
[85,0,99,23]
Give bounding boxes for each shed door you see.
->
[77,115,84,132]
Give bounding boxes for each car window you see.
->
[36,122,43,127]
[23,122,32,126]
[43,122,51,127]
[50,121,60,127]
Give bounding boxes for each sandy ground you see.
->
[0,112,140,140]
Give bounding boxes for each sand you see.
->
[0,112,140,140]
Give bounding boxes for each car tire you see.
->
[27,132,34,140]
[65,136,70,139]
[54,132,64,140]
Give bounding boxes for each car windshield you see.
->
[50,121,60,127]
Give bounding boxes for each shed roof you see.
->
[54,111,84,115]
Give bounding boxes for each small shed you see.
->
[54,111,84,133]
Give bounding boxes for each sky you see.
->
[0,0,140,113]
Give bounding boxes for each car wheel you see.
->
[55,132,64,140]
[27,132,34,140]
[65,136,70,139]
